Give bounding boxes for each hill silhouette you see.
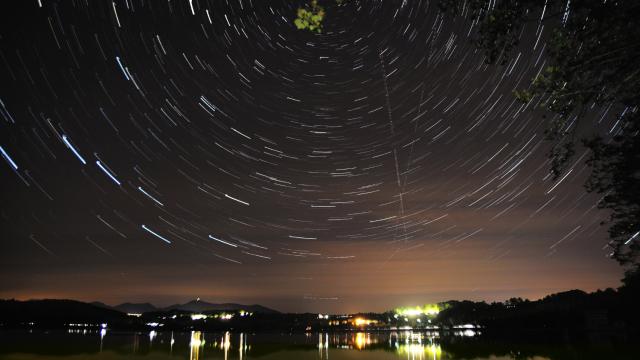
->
[0,298,280,328]
[163,299,279,314]
[112,302,157,314]
[0,299,127,326]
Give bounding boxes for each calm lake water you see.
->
[0,329,635,360]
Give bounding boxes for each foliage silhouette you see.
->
[437,0,640,269]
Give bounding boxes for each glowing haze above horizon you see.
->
[0,0,622,313]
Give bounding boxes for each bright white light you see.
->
[191,314,206,320]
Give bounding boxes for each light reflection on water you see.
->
[185,331,251,360]
[0,329,634,360]
[178,330,450,360]
[179,330,485,360]
[312,331,447,360]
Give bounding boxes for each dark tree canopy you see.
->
[438,0,640,268]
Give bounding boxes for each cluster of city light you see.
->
[219,313,234,320]
[395,304,441,317]
[353,317,378,326]
[66,323,105,327]
[142,311,245,328]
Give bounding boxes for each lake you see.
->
[0,329,635,359]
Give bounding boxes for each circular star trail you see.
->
[0,0,621,312]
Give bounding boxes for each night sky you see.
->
[0,0,622,313]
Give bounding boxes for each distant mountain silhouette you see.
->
[93,299,279,314]
[162,299,279,314]
[0,298,279,325]
[0,299,126,326]
[113,302,158,314]
[89,301,112,309]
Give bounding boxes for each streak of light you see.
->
[61,135,86,164]
[142,225,172,244]
[96,160,121,186]
[546,168,573,194]
[225,193,250,206]
[209,235,238,247]
[0,145,18,169]
[138,186,164,206]
[550,225,582,249]
[625,231,639,245]
[115,56,129,80]
[242,251,271,260]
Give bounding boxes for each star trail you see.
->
[0,0,623,313]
